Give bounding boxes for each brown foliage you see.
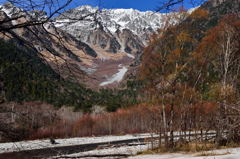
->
[190,8,209,19]
[29,102,219,140]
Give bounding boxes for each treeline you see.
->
[29,103,217,141]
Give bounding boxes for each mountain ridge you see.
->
[53,6,194,87]
[54,5,172,56]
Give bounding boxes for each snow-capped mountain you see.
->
[0,2,100,84]
[0,3,192,88]
[0,2,23,17]
[54,6,173,56]
[0,2,48,21]
[55,5,167,36]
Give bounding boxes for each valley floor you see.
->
[1,134,240,159]
[0,134,154,154]
[129,147,240,159]
[51,145,240,159]
[50,143,150,159]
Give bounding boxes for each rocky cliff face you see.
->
[0,2,99,82]
[201,0,240,11]
[54,6,170,56]
[0,3,191,88]
[52,6,176,87]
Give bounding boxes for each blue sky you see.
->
[66,0,204,12]
[72,0,162,11]
[0,0,205,14]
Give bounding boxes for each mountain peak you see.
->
[2,2,14,9]
[76,5,98,12]
[55,6,166,39]
[0,2,22,17]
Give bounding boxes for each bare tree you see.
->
[156,0,207,12]
[213,15,240,145]
[0,0,75,31]
[0,0,99,141]
[0,0,105,83]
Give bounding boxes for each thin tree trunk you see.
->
[169,104,174,150]
[162,104,168,148]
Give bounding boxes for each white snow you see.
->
[98,54,110,61]
[0,6,12,17]
[76,5,98,12]
[79,65,96,74]
[107,26,118,33]
[126,53,135,59]
[0,134,154,154]
[0,4,23,18]
[0,131,215,154]
[116,21,129,27]
[66,6,194,34]
[54,19,71,27]
[55,6,166,36]
[1,131,238,159]
[100,65,128,86]
[188,6,200,14]
[55,19,71,23]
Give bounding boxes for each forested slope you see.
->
[0,39,99,111]
[138,0,240,147]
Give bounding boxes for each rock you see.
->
[50,138,59,144]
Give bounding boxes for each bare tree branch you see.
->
[156,0,207,12]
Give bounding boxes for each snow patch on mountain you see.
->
[54,6,195,57]
[126,53,135,59]
[0,2,48,21]
[79,65,96,75]
[100,65,128,86]
[0,6,11,16]
[55,5,167,36]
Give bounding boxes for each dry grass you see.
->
[196,151,231,157]
[138,141,240,157]
[137,150,155,155]
[142,142,217,154]
[174,142,216,152]
[137,142,240,159]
